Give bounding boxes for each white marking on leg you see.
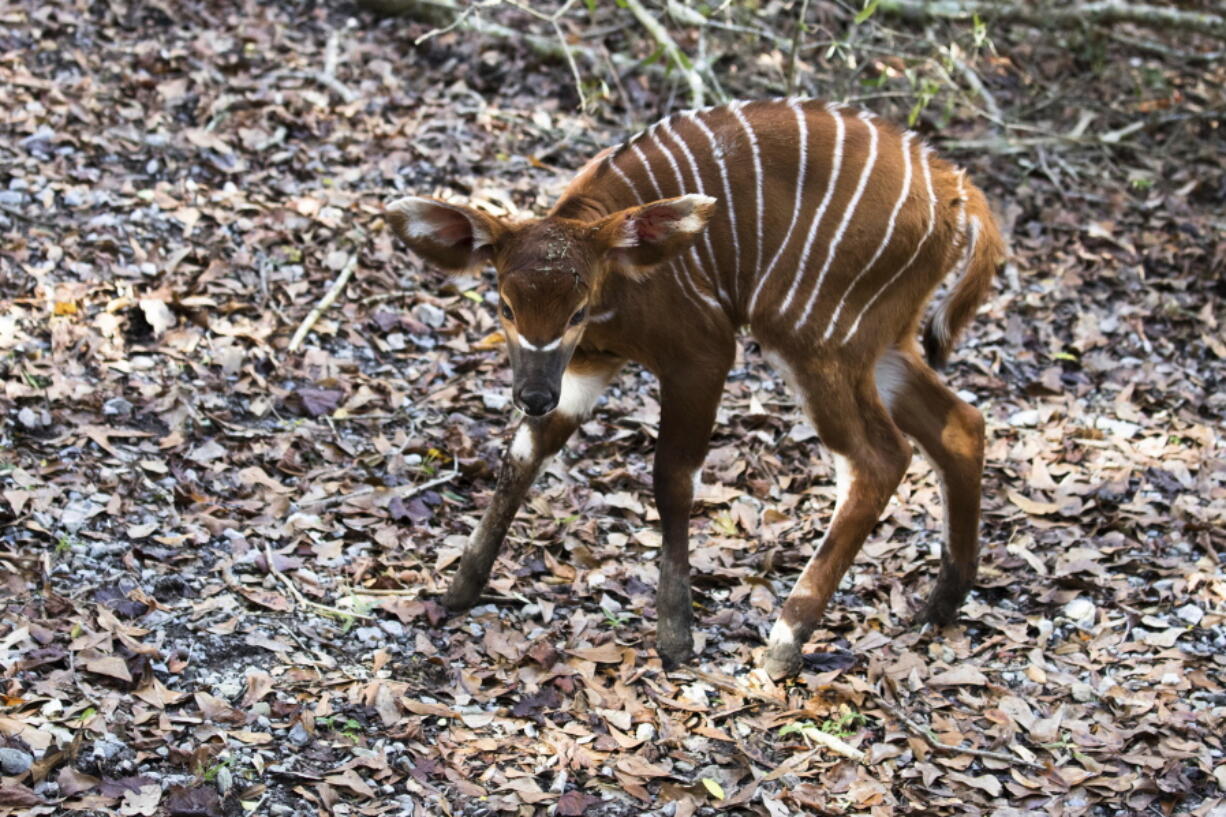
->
[689,111,741,305]
[556,370,609,419]
[842,144,938,344]
[747,99,810,315]
[768,618,796,648]
[794,110,880,331]
[729,102,764,302]
[833,453,853,513]
[776,105,845,317]
[510,423,535,463]
[824,132,915,341]
[874,350,910,414]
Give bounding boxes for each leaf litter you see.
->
[1,1,1224,816]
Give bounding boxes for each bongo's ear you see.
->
[386,196,505,270]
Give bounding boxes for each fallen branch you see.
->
[622,0,705,108]
[296,460,460,511]
[876,696,1043,769]
[1108,30,1226,64]
[877,0,1226,40]
[288,254,358,353]
[266,70,359,104]
[264,540,376,621]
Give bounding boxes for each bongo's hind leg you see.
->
[877,348,985,625]
[763,361,912,679]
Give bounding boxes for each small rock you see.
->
[288,722,310,745]
[17,407,43,428]
[481,392,510,411]
[1070,683,1095,702]
[1008,409,1041,428]
[635,723,655,742]
[379,620,405,639]
[1160,672,1181,686]
[1176,604,1204,626]
[412,303,446,328]
[1063,597,1096,627]
[103,397,133,417]
[0,190,25,207]
[0,747,33,775]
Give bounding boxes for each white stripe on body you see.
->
[659,118,727,308]
[777,102,845,315]
[841,144,938,344]
[823,131,915,341]
[793,110,880,332]
[626,141,714,315]
[687,111,742,307]
[747,99,810,315]
[729,102,765,310]
[646,126,722,310]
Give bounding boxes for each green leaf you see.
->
[853,0,880,24]
[701,778,725,800]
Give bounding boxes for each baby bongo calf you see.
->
[387,98,1005,679]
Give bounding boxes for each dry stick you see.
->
[267,70,359,104]
[1108,30,1225,64]
[875,696,1043,770]
[784,0,811,96]
[296,461,460,511]
[622,0,705,108]
[504,0,587,111]
[288,255,358,353]
[415,0,498,45]
[263,540,376,621]
[950,56,1002,127]
[876,0,1226,40]
[676,668,865,762]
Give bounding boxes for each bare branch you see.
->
[288,254,358,353]
[877,0,1226,40]
[622,0,705,108]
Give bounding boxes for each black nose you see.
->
[518,385,557,416]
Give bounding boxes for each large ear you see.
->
[592,194,716,273]
[386,196,505,271]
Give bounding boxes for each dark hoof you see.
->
[656,623,694,669]
[440,582,482,612]
[762,643,803,680]
[919,590,965,628]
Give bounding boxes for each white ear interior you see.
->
[387,197,493,248]
[634,194,716,243]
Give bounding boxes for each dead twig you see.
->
[288,254,359,353]
[622,0,705,108]
[296,460,460,511]
[785,0,811,96]
[266,70,359,104]
[876,695,1043,769]
[263,541,376,621]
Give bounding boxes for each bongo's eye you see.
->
[501,301,513,321]
[569,308,586,327]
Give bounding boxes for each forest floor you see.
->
[1,1,1224,815]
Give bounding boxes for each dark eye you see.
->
[569,308,587,327]
[501,301,514,321]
